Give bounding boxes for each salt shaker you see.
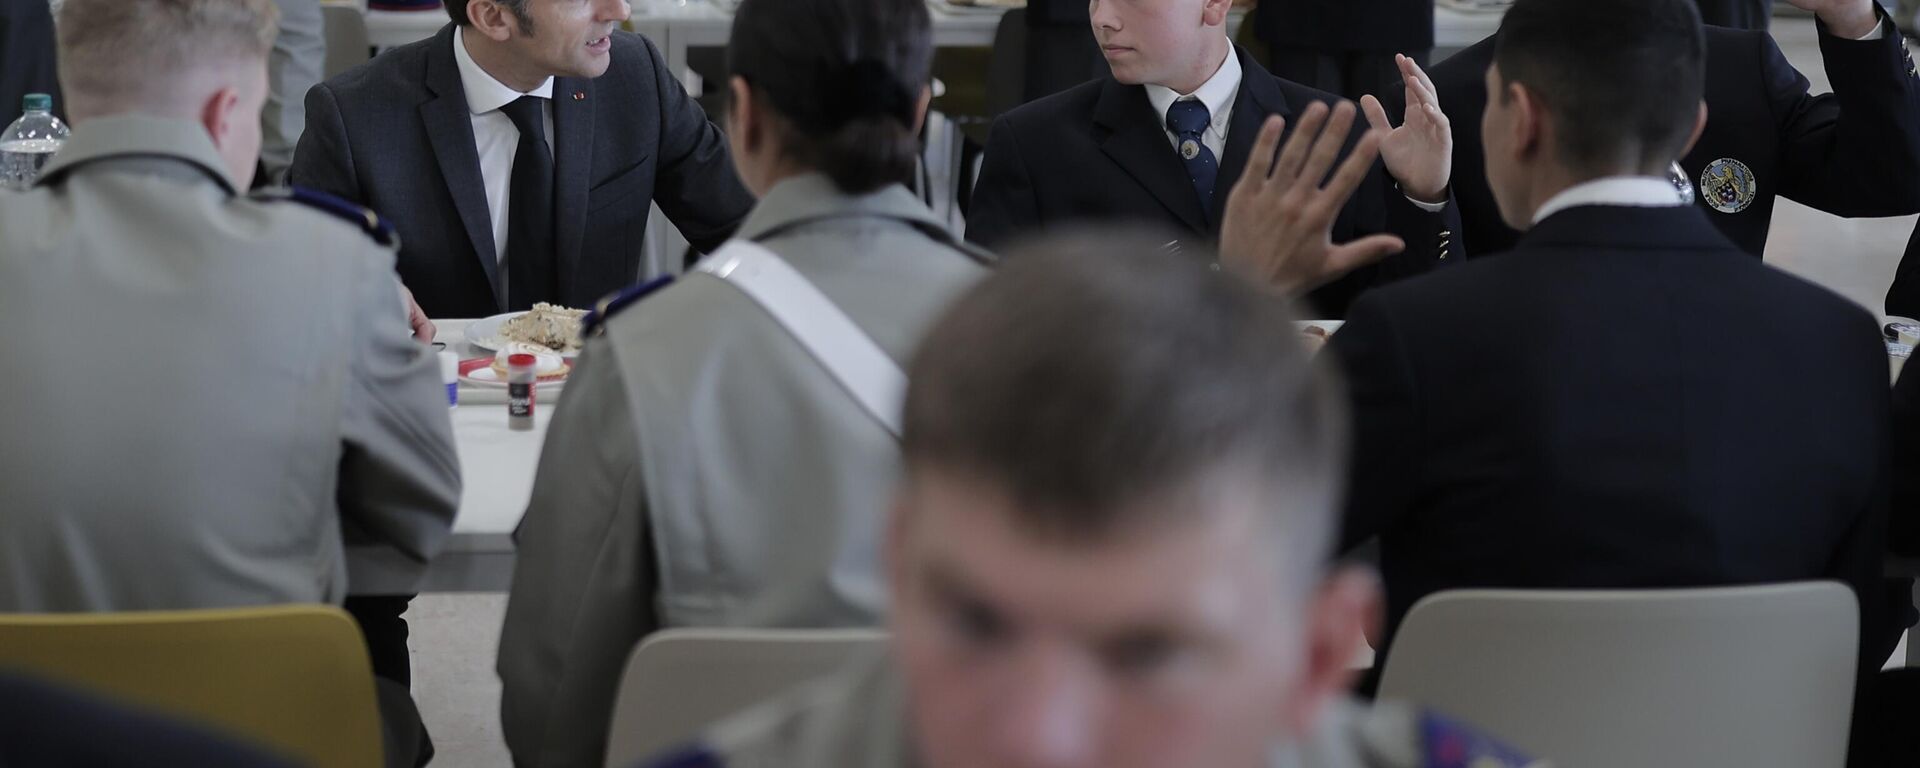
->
[507,353,536,430]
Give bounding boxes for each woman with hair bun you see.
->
[496,1,990,765]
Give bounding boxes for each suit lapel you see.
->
[1216,48,1292,228]
[422,27,504,311]
[551,76,594,307]
[1091,78,1209,235]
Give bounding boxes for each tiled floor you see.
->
[402,16,1918,766]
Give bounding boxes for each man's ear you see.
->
[1281,567,1383,734]
[1680,100,1708,158]
[1201,0,1234,28]
[728,76,758,152]
[469,0,521,42]
[199,85,242,155]
[1509,81,1544,162]
[910,86,934,135]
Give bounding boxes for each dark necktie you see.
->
[1165,99,1220,215]
[500,95,555,311]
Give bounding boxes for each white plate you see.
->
[464,312,583,359]
[459,359,570,391]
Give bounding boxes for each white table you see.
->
[346,319,552,594]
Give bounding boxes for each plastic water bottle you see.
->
[1,94,70,192]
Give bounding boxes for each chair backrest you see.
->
[603,627,889,768]
[1377,582,1859,768]
[321,4,373,79]
[0,605,384,768]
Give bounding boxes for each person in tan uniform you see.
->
[0,1,458,763]
[494,0,988,764]
[635,232,1539,768]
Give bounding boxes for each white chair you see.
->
[1377,582,1859,768]
[601,627,888,768]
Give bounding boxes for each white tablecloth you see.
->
[346,318,552,593]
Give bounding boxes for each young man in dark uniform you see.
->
[1428,0,1920,260]
[967,0,1461,318]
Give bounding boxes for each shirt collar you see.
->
[454,26,555,115]
[37,115,237,194]
[1532,176,1685,224]
[734,172,950,242]
[1144,46,1241,135]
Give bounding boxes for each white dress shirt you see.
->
[453,27,555,283]
[1532,176,1686,225]
[1145,48,1240,161]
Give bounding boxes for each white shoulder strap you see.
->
[694,240,906,438]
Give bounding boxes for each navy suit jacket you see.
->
[967,46,1459,318]
[290,25,754,318]
[1332,204,1899,676]
[1432,17,1920,261]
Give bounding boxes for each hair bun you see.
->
[819,58,915,129]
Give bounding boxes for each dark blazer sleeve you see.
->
[1770,12,1920,216]
[288,82,361,201]
[641,37,754,254]
[1378,186,1461,281]
[1825,327,1903,675]
[1326,292,1424,551]
[966,114,1042,249]
[1894,367,1920,558]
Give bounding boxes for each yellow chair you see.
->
[0,604,384,768]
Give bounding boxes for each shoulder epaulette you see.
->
[1418,711,1540,768]
[582,275,676,337]
[251,186,400,248]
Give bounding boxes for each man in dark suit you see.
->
[968,0,1459,318]
[1430,0,1920,259]
[0,0,61,126]
[1332,0,1900,685]
[1254,0,1435,101]
[290,0,754,320]
[288,0,752,740]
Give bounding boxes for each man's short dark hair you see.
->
[1493,0,1705,175]
[902,230,1346,566]
[443,0,533,32]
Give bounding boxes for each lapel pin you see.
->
[573,91,587,101]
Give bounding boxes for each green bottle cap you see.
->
[22,94,51,113]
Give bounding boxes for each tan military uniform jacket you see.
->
[0,116,460,612]
[498,173,991,768]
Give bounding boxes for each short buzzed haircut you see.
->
[902,231,1347,575]
[1494,0,1705,175]
[56,0,278,115]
